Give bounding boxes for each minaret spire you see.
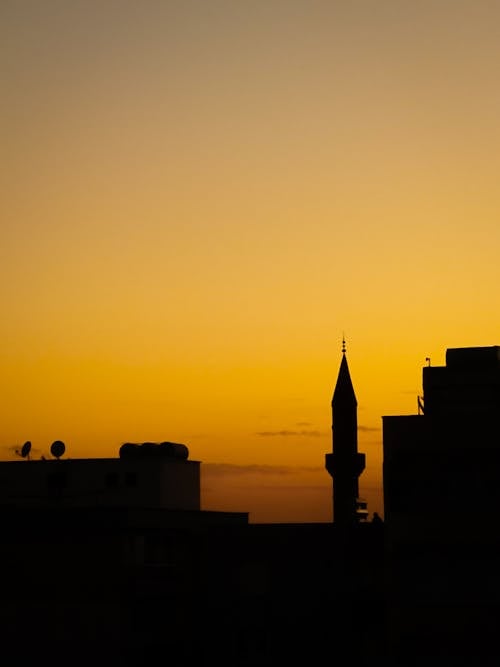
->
[325,339,367,525]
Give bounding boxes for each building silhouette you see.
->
[383,345,500,665]
[0,440,384,665]
[0,441,250,665]
[1,343,499,664]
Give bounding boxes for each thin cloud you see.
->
[248,483,329,492]
[255,430,324,437]
[203,463,323,477]
[358,425,380,433]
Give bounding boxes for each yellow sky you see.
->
[2,1,500,522]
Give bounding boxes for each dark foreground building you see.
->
[383,345,500,666]
[2,344,499,665]
[0,440,385,666]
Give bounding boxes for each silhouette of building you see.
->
[325,339,368,524]
[0,436,384,666]
[0,441,249,664]
[383,345,500,665]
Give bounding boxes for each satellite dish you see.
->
[20,441,31,459]
[50,440,65,459]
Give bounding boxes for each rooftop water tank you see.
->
[119,441,189,460]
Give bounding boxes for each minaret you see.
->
[325,338,366,525]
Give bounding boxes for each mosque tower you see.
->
[325,339,367,524]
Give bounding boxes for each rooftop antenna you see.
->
[50,440,66,460]
[16,441,31,460]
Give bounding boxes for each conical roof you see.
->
[332,351,357,407]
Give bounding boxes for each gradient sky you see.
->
[2,1,500,522]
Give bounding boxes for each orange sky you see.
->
[2,1,500,522]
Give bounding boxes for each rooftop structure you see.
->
[382,345,500,665]
[0,440,201,511]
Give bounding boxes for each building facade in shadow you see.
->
[383,345,500,666]
[0,435,384,665]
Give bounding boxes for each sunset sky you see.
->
[2,1,500,522]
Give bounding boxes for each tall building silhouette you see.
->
[383,345,500,535]
[383,345,500,664]
[325,339,367,524]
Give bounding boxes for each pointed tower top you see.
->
[332,341,357,407]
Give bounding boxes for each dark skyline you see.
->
[2,343,499,665]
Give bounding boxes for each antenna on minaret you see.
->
[342,334,346,355]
